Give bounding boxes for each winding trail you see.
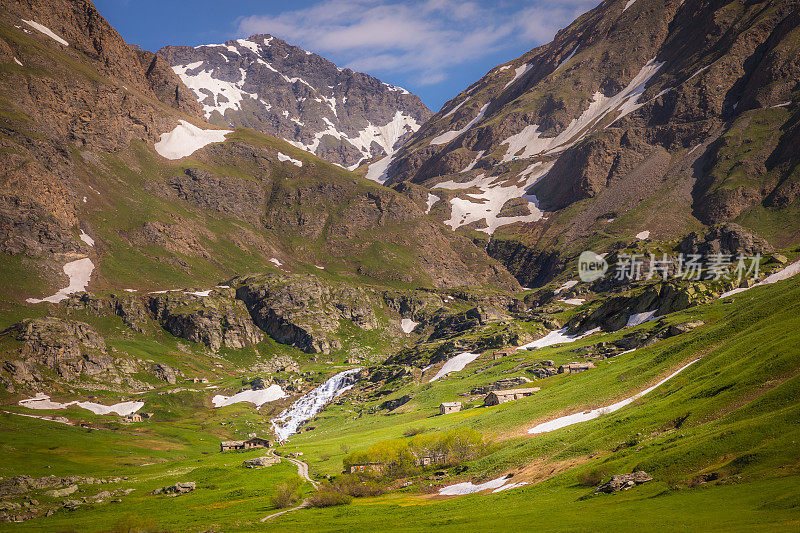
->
[260,452,318,522]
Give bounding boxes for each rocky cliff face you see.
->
[158,35,432,169]
[376,0,800,285]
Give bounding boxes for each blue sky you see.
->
[95,0,598,111]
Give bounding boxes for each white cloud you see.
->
[236,0,599,86]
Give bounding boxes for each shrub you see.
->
[578,468,607,487]
[403,427,425,437]
[334,474,385,497]
[270,475,303,509]
[307,490,352,507]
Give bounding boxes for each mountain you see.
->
[158,36,432,169]
[375,0,800,286]
[1,0,800,530]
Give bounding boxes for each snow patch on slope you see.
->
[431,103,489,145]
[22,20,68,46]
[212,385,287,408]
[429,352,480,382]
[154,120,232,160]
[278,152,303,167]
[19,393,143,416]
[26,258,94,304]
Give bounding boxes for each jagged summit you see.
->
[158,34,432,169]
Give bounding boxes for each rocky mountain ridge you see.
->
[158,35,432,169]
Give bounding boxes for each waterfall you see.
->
[271,368,361,442]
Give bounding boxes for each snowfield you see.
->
[528,359,699,434]
[439,475,513,495]
[518,327,601,350]
[154,120,232,160]
[626,310,658,327]
[401,318,419,334]
[431,103,489,145]
[212,385,287,408]
[26,258,94,304]
[19,393,144,416]
[79,230,95,247]
[22,20,69,46]
[277,152,303,167]
[428,352,480,382]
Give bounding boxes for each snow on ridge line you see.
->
[430,103,489,145]
[154,121,232,160]
[528,359,699,434]
[26,258,94,304]
[429,352,480,382]
[503,63,534,90]
[22,20,69,46]
[19,393,143,416]
[277,152,303,167]
[212,385,287,408]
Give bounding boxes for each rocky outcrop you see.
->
[153,482,195,496]
[65,293,150,333]
[243,456,279,468]
[678,224,772,257]
[470,377,532,395]
[150,363,177,384]
[596,471,653,493]
[429,307,488,340]
[235,274,378,355]
[147,292,263,351]
[134,49,203,116]
[2,318,116,382]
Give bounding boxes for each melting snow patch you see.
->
[429,352,480,382]
[79,230,94,247]
[22,20,68,46]
[212,385,287,408]
[518,327,601,351]
[277,152,303,167]
[555,47,578,73]
[772,101,792,108]
[270,258,283,267]
[443,96,471,118]
[623,0,638,11]
[365,154,393,183]
[426,193,440,214]
[123,289,137,293]
[626,310,657,327]
[154,121,231,160]
[186,290,212,297]
[503,63,533,90]
[720,259,800,298]
[13,57,23,66]
[431,103,489,145]
[461,150,485,173]
[19,393,143,416]
[493,481,528,493]
[560,298,585,306]
[439,476,511,496]
[26,258,94,304]
[528,359,699,434]
[554,280,578,294]
[636,230,650,240]
[401,318,419,334]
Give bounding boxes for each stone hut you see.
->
[484,387,541,406]
[347,463,385,474]
[220,436,271,452]
[493,348,517,360]
[439,402,462,415]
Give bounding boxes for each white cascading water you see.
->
[271,368,361,441]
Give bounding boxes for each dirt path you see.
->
[259,452,319,522]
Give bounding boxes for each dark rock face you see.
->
[147,292,263,351]
[379,395,412,411]
[150,363,177,384]
[158,35,431,168]
[153,482,195,495]
[678,223,772,256]
[235,274,378,355]
[470,376,532,395]
[3,318,116,382]
[429,307,488,341]
[163,168,266,225]
[65,293,150,333]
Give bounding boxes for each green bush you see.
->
[270,475,304,509]
[578,467,607,487]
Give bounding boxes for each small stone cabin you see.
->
[484,387,541,406]
[220,436,272,452]
[439,402,462,415]
[347,462,385,474]
[558,362,596,374]
[493,348,517,360]
[414,452,446,466]
[122,413,142,423]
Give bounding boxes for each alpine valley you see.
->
[0,0,798,531]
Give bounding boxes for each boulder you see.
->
[596,471,653,493]
[151,363,177,384]
[153,482,195,496]
[46,485,78,498]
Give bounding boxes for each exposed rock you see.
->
[1,318,117,382]
[379,395,412,411]
[235,274,378,354]
[596,471,653,493]
[148,292,263,351]
[62,499,82,511]
[470,376,532,395]
[429,307,488,340]
[65,292,150,333]
[678,224,772,257]
[151,363,177,384]
[242,456,279,468]
[46,485,78,498]
[153,482,195,496]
